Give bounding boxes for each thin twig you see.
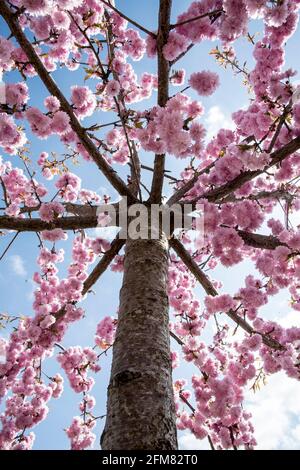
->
[100,0,156,38]
[0,232,20,261]
[170,9,223,29]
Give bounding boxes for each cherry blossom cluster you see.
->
[169,227,300,449]
[169,258,257,449]
[134,94,206,158]
[0,228,114,449]
[65,414,96,450]
[0,114,26,154]
[169,256,205,338]
[95,316,117,349]
[0,158,47,216]
[57,346,99,393]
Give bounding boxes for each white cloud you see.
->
[246,372,300,450]
[179,432,210,450]
[178,371,300,451]
[205,105,234,141]
[244,310,300,450]
[9,254,27,277]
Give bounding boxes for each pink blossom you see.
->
[39,315,56,329]
[95,316,116,348]
[55,172,81,202]
[0,36,14,66]
[106,80,120,97]
[26,107,52,138]
[189,71,220,96]
[170,69,185,86]
[44,96,60,113]
[39,202,64,222]
[205,294,236,314]
[71,86,96,118]
[52,11,71,30]
[51,111,71,135]
[41,228,67,242]
[22,0,52,16]
[5,83,29,107]
[0,114,25,151]
[163,32,190,61]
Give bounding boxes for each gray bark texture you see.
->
[101,237,178,450]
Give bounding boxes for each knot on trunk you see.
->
[112,369,142,386]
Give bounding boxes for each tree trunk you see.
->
[101,236,178,450]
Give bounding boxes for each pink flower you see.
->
[71,86,96,118]
[111,255,124,272]
[243,334,262,351]
[190,122,206,141]
[52,11,71,30]
[44,96,60,112]
[39,315,56,329]
[23,0,52,16]
[65,416,96,450]
[97,212,112,227]
[288,232,300,250]
[163,32,189,61]
[91,238,111,254]
[205,294,235,314]
[189,71,220,96]
[5,83,29,107]
[126,29,146,60]
[41,228,67,242]
[212,227,244,266]
[26,107,52,138]
[55,172,81,202]
[146,34,157,57]
[95,316,116,348]
[105,80,120,97]
[293,104,300,126]
[51,111,71,135]
[0,114,25,151]
[0,36,14,65]
[39,202,64,222]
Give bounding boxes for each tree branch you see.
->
[170,330,185,346]
[82,238,125,296]
[100,0,156,38]
[191,136,300,206]
[267,101,292,154]
[55,237,125,322]
[237,229,286,250]
[219,189,296,205]
[167,160,216,206]
[0,232,20,261]
[170,8,223,29]
[170,43,194,66]
[0,215,98,232]
[169,237,283,350]
[0,1,135,202]
[149,0,172,203]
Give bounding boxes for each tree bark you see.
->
[101,236,178,450]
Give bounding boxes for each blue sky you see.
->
[1,0,300,450]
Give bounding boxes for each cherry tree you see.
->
[1,0,300,451]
